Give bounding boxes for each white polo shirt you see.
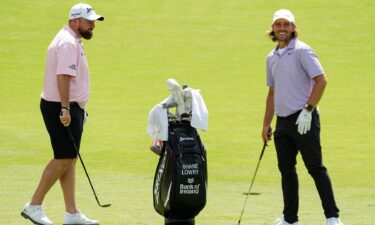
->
[41,25,90,105]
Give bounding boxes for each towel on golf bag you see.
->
[153,121,207,220]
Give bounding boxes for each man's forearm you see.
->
[308,74,327,107]
[57,74,71,107]
[263,87,275,127]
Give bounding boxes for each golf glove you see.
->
[83,110,88,125]
[295,109,312,135]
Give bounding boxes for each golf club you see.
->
[66,127,111,208]
[237,128,272,225]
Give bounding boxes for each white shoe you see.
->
[21,202,53,225]
[63,212,99,225]
[326,217,344,225]
[274,217,300,225]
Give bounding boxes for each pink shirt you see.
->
[41,26,90,105]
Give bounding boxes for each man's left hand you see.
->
[295,109,312,135]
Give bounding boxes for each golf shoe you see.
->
[21,202,53,225]
[326,217,344,225]
[275,217,300,225]
[63,211,99,225]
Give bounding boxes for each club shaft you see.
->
[66,127,109,207]
[238,143,267,225]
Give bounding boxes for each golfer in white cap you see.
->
[21,3,104,225]
[262,9,344,225]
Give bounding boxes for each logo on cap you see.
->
[69,3,104,21]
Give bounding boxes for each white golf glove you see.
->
[83,110,88,125]
[295,109,312,135]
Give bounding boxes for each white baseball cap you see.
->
[69,3,104,21]
[272,9,294,24]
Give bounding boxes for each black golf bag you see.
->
[153,120,207,220]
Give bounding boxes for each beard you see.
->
[275,31,293,43]
[78,27,93,40]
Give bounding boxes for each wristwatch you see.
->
[304,104,315,112]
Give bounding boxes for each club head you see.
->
[100,203,111,208]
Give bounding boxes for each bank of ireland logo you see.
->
[187,178,194,184]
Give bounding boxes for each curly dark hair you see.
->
[267,26,299,42]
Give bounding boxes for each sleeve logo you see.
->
[69,64,77,70]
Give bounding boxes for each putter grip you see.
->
[268,127,272,138]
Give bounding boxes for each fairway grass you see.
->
[1,1,374,224]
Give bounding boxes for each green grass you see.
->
[1,0,374,224]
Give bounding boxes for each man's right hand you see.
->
[262,126,273,145]
[60,108,71,127]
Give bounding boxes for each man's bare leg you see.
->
[30,159,75,205]
[60,159,78,213]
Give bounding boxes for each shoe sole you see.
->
[21,211,52,225]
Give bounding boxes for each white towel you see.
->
[187,88,208,131]
[147,104,168,141]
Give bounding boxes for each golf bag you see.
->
[153,120,207,220]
